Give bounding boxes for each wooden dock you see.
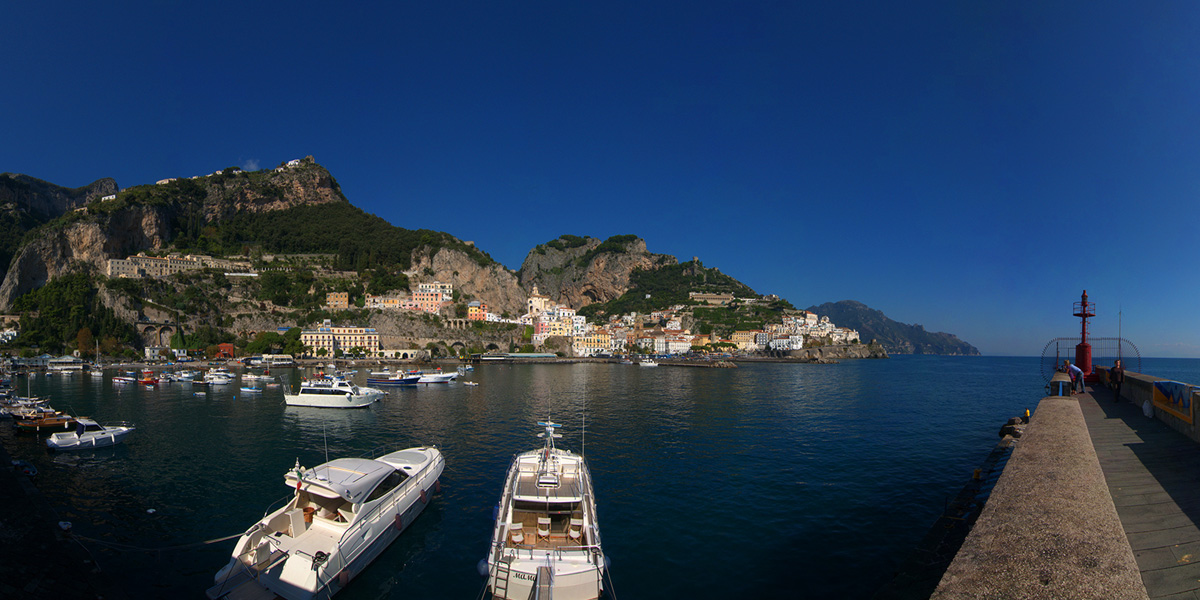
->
[1081,384,1200,599]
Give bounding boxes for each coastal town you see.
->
[0,250,866,362]
[145,251,850,358]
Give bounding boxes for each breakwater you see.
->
[929,366,1200,599]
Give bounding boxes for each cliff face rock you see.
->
[517,235,677,309]
[0,173,117,218]
[786,343,889,361]
[198,157,346,221]
[0,159,349,311]
[410,246,526,317]
[0,205,173,310]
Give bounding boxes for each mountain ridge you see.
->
[805,300,980,355]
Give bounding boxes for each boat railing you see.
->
[500,542,604,563]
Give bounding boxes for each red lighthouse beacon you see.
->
[1073,290,1095,381]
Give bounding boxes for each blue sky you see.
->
[4,2,1199,357]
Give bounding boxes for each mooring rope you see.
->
[72,531,242,552]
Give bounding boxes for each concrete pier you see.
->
[932,387,1148,599]
[934,373,1200,599]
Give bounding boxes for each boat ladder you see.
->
[492,555,514,599]
[534,565,553,600]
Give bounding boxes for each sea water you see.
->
[7,355,1190,599]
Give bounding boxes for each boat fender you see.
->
[476,558,489,577]
[338,569,350,586]
[394,513,404,532]
[434,479,442,493]
[491,504,499,522]
[420,489,427,503]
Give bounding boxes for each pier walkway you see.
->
[1081,383,1200,599]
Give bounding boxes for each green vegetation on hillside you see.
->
[10,272,140,354]
[579,260,759,318]
[545,235,590,251]
[174,202,494,273]
[691,301,795,336]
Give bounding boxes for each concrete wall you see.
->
[1097,367,1200,442]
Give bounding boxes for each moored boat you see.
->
[46,418,135,450]
[484,421,607,600]
[365,373,421,386]
[284,378,382,408]
[417,368,458,384]
[14,411,78,433]
[208,447,444,600]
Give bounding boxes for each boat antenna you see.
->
[323,424,329,464]
[581,398,586,458]
[1118,306,1123,361]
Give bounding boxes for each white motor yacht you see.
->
[46,418,135,450]
[484,422,607,600]
[208,447,444,600]
[417,369,458,384]
[284,378,382,408]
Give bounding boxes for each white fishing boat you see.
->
[45,418,135,450]
[483,421,607,600]
[284,378,382,408]
[417,368,458,384]
[208,447,444,600]
[204,369,234,385]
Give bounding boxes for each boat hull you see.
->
[365,376,420,386]
[46,427,133,450]
[283,392,378,408]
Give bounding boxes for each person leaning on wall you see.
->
[1110,359,1125,402]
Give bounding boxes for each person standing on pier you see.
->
[1111,359,1125,402]
[1065,360,1084,395]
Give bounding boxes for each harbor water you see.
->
[8,355,1189,599]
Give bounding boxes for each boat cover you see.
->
[287,458,395,503]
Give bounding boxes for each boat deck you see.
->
[507,511,589,550]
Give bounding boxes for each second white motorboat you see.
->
[208,447,444,600]
[284,378,382,408]
[483,421,607,600]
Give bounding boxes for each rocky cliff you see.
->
[0,159,349,311]
[0,173,119,276]
[0,173,117,218]
[410,246,527,317]
[517,235,677,309]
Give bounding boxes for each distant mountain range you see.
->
[806,300,980,355]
